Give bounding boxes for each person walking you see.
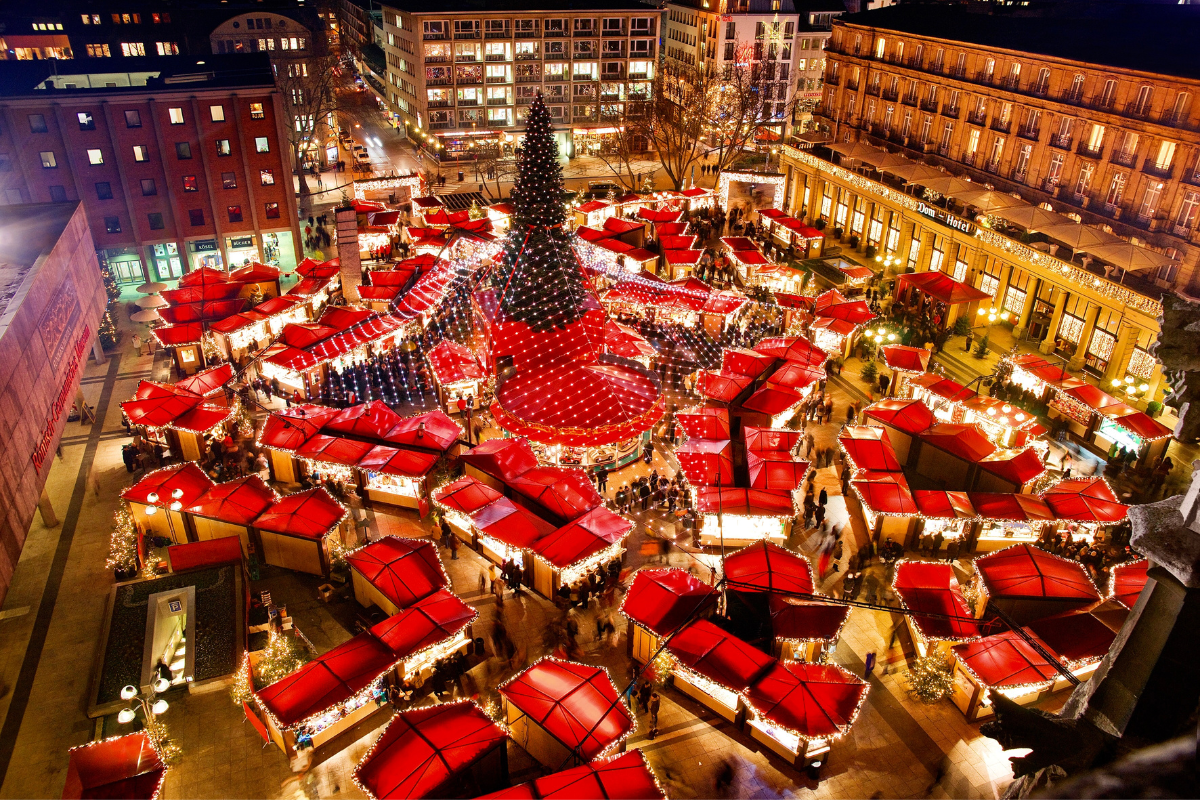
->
[648,691,661,739]
[640,480,651,512]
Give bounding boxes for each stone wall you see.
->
[0,203,105,603]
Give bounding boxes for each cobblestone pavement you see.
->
[0,289,1061,800]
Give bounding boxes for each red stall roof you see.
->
[1110,559,1149,610]
[816,298,877,325]
[852,473,918,516]
[534,507,633,569]
[1026,611,1115,665]
[893,561,980,642]
[229,262,280,283]
[898,270,991,304]
[296,434,376,467]
[620,568,717,637]
[174,363,233,398]
[723,348,776,380]
[967,493,1054,522]
[766,362,824,391]
[746,451,809,491]
[1063,383,1123,414]
[604,320,657,361]
[743,426,802,453]
[427,340,485,385]
[839,426,903,472]
[187,475,277,524]
[258,405,340,451]
[744,662,868,741]
[509,466,604,521]
[325,401,404,440]
[368,589,476,660]
[256,633,396,728]
[694,486,796,517]
[1102,404,1174,442]
[63,732,166,800]
[975,544,1101,604]
[951,631,1059,690]
[863,398,935,434]
[359,445,440,478]
[347,536,448,610]
[724,541,814,596]
[696,370,752,403]
[1042,481,1128,522]
[978,447,1045,487]
[121,463,215,507]
[913,490,976,520]
[166,537,244,573]
[254,488,345,539]
[383,410,461,452]
[668,619,775,692]
[769,595,850,643]
[470,498,554,551]
[880,344,931,374]
[920,423,997,462]
[461,438,539,482]
[753,336,828,368]
[479,750,664,800]
[676,438,735,487]
[433,476,503,515]
[353,701,507,800]
[742,384,803,417]
[676,407,731,440]
[499,658,633,761]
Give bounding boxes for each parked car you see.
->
[586,181,620,199]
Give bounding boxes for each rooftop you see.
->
[838,2,1200,81]
[0,54,276,98]
[0,203,80,332]
[386,0,659,13]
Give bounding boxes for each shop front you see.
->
[225,235,260,270]
[146,243,184,282]
[573,126,622,156]
[101,246,146,286]
[187,239,224,272]
[262,231,298,271]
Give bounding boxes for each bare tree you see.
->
[592,99,653,191]
[703,43,774,174]
[275,52,341,203]
[473,145,520,201]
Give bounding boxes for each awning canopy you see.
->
[839,426,902,472]
[913,490,976,520]
[256,633,396,728]
[744,661,868,741]
[174,363,233,398]
[694,486,796,517]
[347,536,448,610]
[863,398,935,434]
[325,401,404,440]
[499,658,633,762]
[852,473,917,516]
[434,476,503,515]
[966,493,1053,521]
[509,467,604,522]
[898,271,991,304]
[920,423,996,462]
[478,750,664,800]
[676,438,735,486]
[893,561,980,642]
[975,544,1100,603]
[769,595,850,643]
[676,407,731,440]
[724,541,814,596]
[880,345,930,374]
[461,437,540,482]
[353,701,507,800]
[1026,611,1115,666]
[469,498,554,552]
[258,405,340,451]
[1110,559,1149,610]
[254,488,345,540]
[696,370,752,404]
[743,426,802,453]
[742,384,804,417]
[620,568,717,637]
[368,589,476,661]
[63,732,166,800]
[667,619,775,692]
[121,462,215,507]
[1042,478,1128,522]
[187,475,277,524]
[753,336,828,368]
[951,631,1059,690]
[534,507,633,570]
[746,451,809,491]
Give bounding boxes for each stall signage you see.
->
[916,202,976,236]
[193,239,218,252]
[229,236,255,249]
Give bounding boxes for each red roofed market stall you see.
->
[479,750,665,800]
[974,544,1101,624]
[892,561,981,656]
[347,536,449,615]
[62,733,167,800]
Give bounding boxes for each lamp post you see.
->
[868,327,896,360]
[118,681,172,747]
[143,489,184,546]
[1111,376,1151,404]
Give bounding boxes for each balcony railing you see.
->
[938,143,951,157]
[1078,143,1103,159]
[882,89,899,102]
[517,95,536,104]
[424,32,448,40]
[543,28,567,37]
[573,73,596,81]
[488,119,511,127]
[1017,126,1039,141]
[1012,167,1028,183]
[947,65,966,79]
[486,74,511,83]
[991,119,1011,134]
[1001,75,1020,90]
[942,105,959,119]
[485,54,508,62]
[426,76,452,86]
[628,71,649,80]
[902,93,919,107]
[457,98,480,106]
[1173,223,1193,238]
[573,29,596,37]
[962,152,977,167]
[984,159,1002,175]
[516,74,541,83]
[920,99,938,112]
[488,98,510,106]
[866,84,881,97]
[456,54,477,62]
[454,29,480,39]
[429,121,453,130]
[1031,82,1049,97]
[967,111,986,126]
[427,99,452,108]
[1050,133,1072,149]
[825,72,840,85]
[1143,161,1174,179]
[573,50,596,59]
[485,28,511,39]
[544,73,567,82]
[514,26,539,37]
[515,51,540,60]
[846,80,859,91]
[424,55,449,63]
[1111,150,1137,167]
[974,70,994,84]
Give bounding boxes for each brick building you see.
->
[0,55,302,286]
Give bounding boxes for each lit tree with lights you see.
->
[492,92,591,332]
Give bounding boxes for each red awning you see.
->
[604,320,657,360]
[1064,383,1123,413]
[427,340,485,385]
[694,486,795,517]
[839,426,902,472]
[368,589,476,661]
[384,410,462,452]
[174,363,233,398]
[676,438,735,486]
[1026,611,1115,665]
[347,536,448,610]
[766,362,823,391]
[742,384,803,417]
[434,476,503,515]
[121,463,215,507]
[852,473,918,516]
[863,398,935,434]
[913,490,976,520]
[746,451,809,491]
[724,541,814,596]
[743,426,802,453]
[359,445,440,478]
[478,750,664,800]
[966,493,1053,521]
[893,561,980,641]
[499,658,633,761]
[880,345,930,373]
[533,507,633,569]
[296,434,376,467]
[951,631,1059,690]
[898,270,991,304]
[259,405,340,451]
[254,488,345,539]
[978,447,1045,487]
[975,544,1100,603]
[229,262,281,283]
[353,701,506,800]
[668,619,775,692]
[469,498,553,551]
[769,595,850,643]
[753,337,828,368]
[1102,405,1173,442]
[620,568,718,637]
[325,401,404,440]
[152,323,204,347]
[256,633,396,728]
[817,299,877,325]
[696,370,752,404]
[179,266,228,287]
[187,475,277,524]
[676,407,731,440]
[909,373,976,403]
[810,317,859,337]
[744,662,868,741]
[63,732,166,800]
[920,423,997,462]
[1110,559,1148,609]
[461,438,539,482]
[509,466,604,521]
[723,348,776,380]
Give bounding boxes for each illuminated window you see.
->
[168,107,185,125]
[182,175,198,192]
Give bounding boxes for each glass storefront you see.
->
[225,234,260,269]
[147,243,183,282]
[187,239,224,272]
[262,231,297,271]
[101,246,145,285]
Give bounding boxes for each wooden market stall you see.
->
[974,543,1101,625]
[426,340,485,416]
[347,536,449,616]
[63,732,167,800]
[498,658,633,768]
[891,561,981,658]
[252,488,349,577]
[366,589,476,685]
[478,750,664,800]
[121,463,216,547]
[621,567,718,665]
[121,367,236,462]
[186,475,278,556]
[666,619,773,724]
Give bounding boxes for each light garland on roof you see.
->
[890,559,983,645]
[739,660,870,745]
[67,734,170,800]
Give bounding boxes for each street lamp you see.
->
[1111,376,1151,399]
[975,305,1009,325]
[118,682,176,758]
[868,327,896,359]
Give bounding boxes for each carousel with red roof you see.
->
[473,94,663,470]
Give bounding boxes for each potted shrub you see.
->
[832,226,844,240]
[848,234,861,248]
[813,218,827,231]
[864,244,877,259]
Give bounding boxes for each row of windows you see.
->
[26,102,265,136]
[34,135,272,170]
[421,17,654,35]
[213,36,307,53]
[95,203,280,235]
[82,13,171,25]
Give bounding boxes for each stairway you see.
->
[163,629,188,686]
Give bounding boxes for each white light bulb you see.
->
[121,685,138,700]
[118,708,136,724]
[152,699,168,715]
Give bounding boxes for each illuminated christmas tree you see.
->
[493,93,589,331]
